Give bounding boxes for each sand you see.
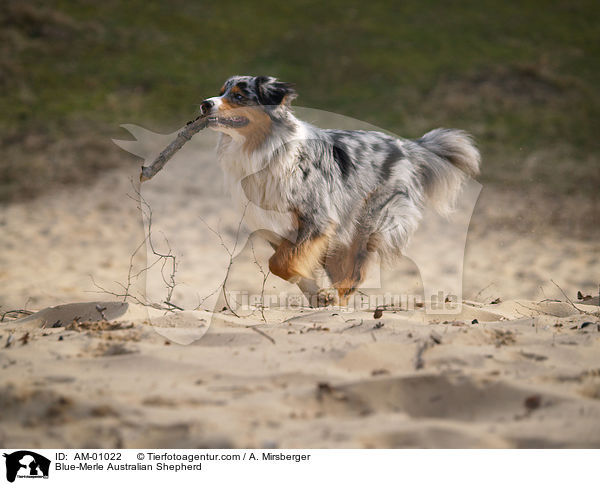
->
[1,299,600,448]
[1,125,599,448]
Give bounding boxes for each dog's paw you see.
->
[312,287,338,307]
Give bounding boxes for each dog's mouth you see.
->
[207,115,249,128]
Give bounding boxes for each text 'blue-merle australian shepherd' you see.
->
[200,75,480,307]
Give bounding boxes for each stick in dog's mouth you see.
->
[139,114,209,183]
[207,115,250,128]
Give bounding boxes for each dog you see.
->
[200,75,480,306]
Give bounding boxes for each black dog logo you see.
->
[3,451,50,483]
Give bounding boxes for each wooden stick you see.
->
[140,115,209,182]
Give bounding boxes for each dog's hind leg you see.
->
[324,233,379,306]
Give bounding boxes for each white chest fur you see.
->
[216,134,299,240]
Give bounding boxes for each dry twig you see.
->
[1,309,34,322]
[90,181,179,312]
[551,279,599,317]
[250,240,271,323]
[140,115,208,182]
[247,325,275,344]
[196,202,250,317]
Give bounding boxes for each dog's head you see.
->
[200,76,297,145]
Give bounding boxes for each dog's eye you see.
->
[234,93,245,101]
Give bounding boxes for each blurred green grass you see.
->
[1,0,599,200]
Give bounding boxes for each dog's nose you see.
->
[200,100,214,116]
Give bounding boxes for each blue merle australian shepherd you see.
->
[200,75,480,306]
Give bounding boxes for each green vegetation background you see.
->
[1,0,598,201]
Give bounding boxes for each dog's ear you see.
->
[255,76,297,106]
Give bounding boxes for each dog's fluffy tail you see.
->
[414,128,480,215]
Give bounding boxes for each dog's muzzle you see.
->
[201,97,249,128]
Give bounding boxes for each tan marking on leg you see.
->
[269,233,331,282]
[269,235,329,280]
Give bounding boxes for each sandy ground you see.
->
[1,122,599,448]
[1,300,600,448]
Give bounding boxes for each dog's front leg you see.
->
[268,233,329,282]
[267,237,334,307]
[268,229,335,306]
[296,272,337,308]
